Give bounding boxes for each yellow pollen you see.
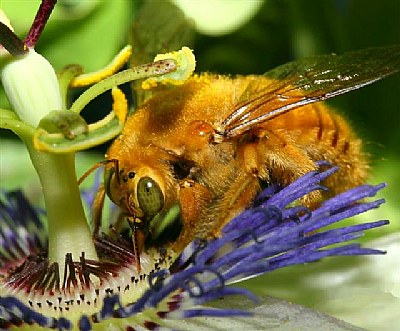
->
[69,45,133,87]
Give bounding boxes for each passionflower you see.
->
[0,1,391,330]
[0,165,389,330]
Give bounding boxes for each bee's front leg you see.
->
[173,179,213,252]
[92,183,106,235]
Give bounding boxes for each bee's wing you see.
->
[219,45,400,139]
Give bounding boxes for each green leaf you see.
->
[128,0,195,104]
[129,0,195,67]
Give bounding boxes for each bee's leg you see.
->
[112,212,128,233]
[178,172,260,245]
[92,184,106,235]
[207,172,260,238]
[173,179,213,251]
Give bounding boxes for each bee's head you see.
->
[105,161,165,220]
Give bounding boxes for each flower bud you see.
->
[1,48,62,127]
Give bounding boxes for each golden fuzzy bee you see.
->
[96,45,399,270]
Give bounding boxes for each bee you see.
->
[95,45,400,271]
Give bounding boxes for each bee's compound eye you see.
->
[137,177,164,217]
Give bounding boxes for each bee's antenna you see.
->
[78,159,120,185]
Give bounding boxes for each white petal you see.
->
[164,295,366,330]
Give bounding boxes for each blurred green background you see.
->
[1,1,399,330]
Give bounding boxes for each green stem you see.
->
[25,139,98,276]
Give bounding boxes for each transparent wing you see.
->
[219,45,400,139]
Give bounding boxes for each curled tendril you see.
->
[298,206,313,222]
[253,184,279,204]
[148,269,170,291]
[265,206,285,225]
[178,266,226,299]
[190,239,210,264]
[258,205,283,222]
[201,266,226,289]
[240,228,264,245]
[182,274,205,298]
[286,206,312,238]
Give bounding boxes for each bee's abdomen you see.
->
[259,102,368,197]
[314,103,367,194]
[296,102,368,195]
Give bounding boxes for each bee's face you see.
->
[105,164,165,220]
